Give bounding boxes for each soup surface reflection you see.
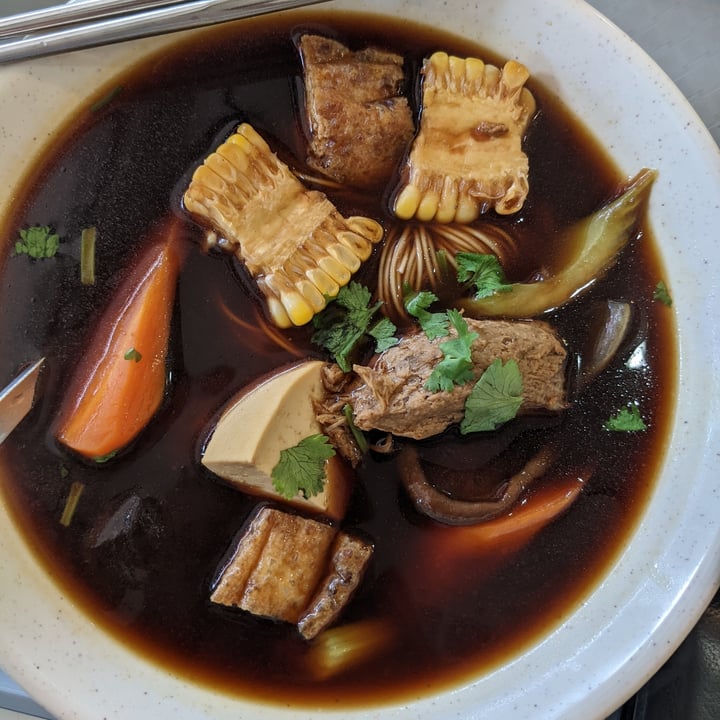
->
[0,11,675,708]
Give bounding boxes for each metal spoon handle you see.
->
[0,0,331,64]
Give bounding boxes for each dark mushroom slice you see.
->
[396,444,555,526]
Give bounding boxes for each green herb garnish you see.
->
[368,316,400,353]
[312,282,397,371]
[404,287,449,340]
[93,449,118,463]
[14,225,60,259]
[461,358,523,433]
[653,280,672,307]
[604,404,647,432]
[80,226,97,285]
[124,347,142,362]
[90,84,123,113]
[59,481,85,527]
[343,404,369,453]
[271,434,336,500]
[425,309,478,392]
[456,252,512,300]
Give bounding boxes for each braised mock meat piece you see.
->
[211,506,372,640]
[393,52,536,222]
[298,34,415,189]
[313,363,365,468]
[183,123,383,328]
[348,318,567,440]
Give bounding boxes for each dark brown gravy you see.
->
[0,10,676,709]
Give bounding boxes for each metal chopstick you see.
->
[0,0,187,39]
[0,0,331,64]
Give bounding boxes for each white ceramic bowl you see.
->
[1,1,719,718]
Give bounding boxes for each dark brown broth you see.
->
[0,10,675,708]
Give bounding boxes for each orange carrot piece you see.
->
[404,473,590,607]
[437,473,586,555]
[409,473,587,605]
[55,219,182,459]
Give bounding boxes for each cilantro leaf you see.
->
[271,434,336,499]
[404,287,449,340]
[425,309,478,392]
[653,280,673,307]
[124,347,142,362]
[369,316,399,352]
[604,404,647,432]
[456,252,512,300]
[15,225,60,259]
[461,359,524,433]
[312,282,395,371]
[336,281,374,314]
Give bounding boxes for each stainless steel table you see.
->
[0,0,717,717]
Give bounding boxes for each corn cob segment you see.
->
[183,123,383,327]
[393,52,536,222]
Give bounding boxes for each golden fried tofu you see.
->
[299,35,415,189]
[183,123,383,327]
[393,52,536,222]
[298,532,373,640]
[211,506,373,638]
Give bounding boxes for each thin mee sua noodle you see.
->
[0,10,674,709]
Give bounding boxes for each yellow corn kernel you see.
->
[430,51,449,79]
[297,279,326,312]
[282,291,315,326]
[327,242,362,273]
[236,122,266,149]
[465,57,485,84]
[266,295,292,328]
[334,232,372,263]
[436,177,459,224]
[503,60,530,90]
[306,268,340,298]
[346,217,383,243]
[317,256,351,285]
[456,194,480,223]
[394,184,422,220]
[448,55,465,90]
[416,190,440,222]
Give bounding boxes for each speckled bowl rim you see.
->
[1,0,720,718]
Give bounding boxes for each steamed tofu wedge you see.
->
[201,361,351,520]
[211,506,373,639]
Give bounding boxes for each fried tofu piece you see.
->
[393,52,536,222]
[183,123,383,327]
[299,35,415,189]
[211,506,372,637]
[298,532,373,640]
